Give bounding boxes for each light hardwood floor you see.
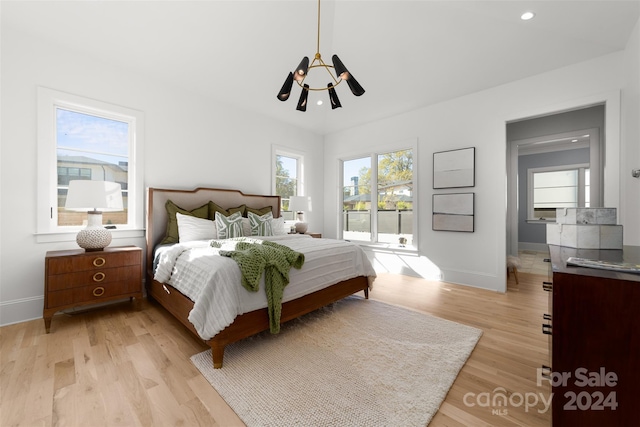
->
[1,272,551,426]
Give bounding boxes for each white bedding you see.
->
[154,234,376,340]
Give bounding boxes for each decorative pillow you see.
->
[241,218,251,237]
[208,202,246,220]
[176,212,217,242]
[271,216,288,235]
[215,211,244,239]
[248,211,274,236]
[161,200,209,245]
[246,206,273,217]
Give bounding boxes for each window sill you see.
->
[526,219,555,224]
[35,228,145,244]
[347,241,419,254]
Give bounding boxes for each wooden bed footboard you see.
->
[147,276,369,368]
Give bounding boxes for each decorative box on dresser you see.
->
[544,244,640,426]
[43,245,143,333]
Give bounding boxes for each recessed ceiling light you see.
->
[521,11,535,20]
[317,100,323,106]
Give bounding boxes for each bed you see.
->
[145,186,375,368]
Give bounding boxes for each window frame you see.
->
[271,146,304,220]
[527,163,590,222]
[339,140,417,250]
[36,87,145,242]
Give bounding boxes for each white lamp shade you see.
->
[65,180,123,212]
[289,196,311,213]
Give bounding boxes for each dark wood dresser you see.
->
[44,245,143,333]
[545,245,640,426]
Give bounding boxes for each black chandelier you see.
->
[276,0,365,111]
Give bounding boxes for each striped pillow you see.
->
[248,211,274,236]
[215,211,244,239]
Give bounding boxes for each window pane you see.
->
[585,168,591,207]
[377,149,413,247]
[56,108,128,226]
[276,154,298,220]
[534,170,577,189]
[343,157,371,242]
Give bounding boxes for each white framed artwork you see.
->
[432,192,474,232]
[433,147,475,189]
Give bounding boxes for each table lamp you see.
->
[65,180,123,251]
[289,196,311,234]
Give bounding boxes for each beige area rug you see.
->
[191,297,482,427]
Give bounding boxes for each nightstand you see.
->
[43,245,143,333]
[306,232,322,238]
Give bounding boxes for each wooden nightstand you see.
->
[43,245,143,333]
[306,232,322,238]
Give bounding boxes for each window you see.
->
[273,149,303,220]
[528,164,589,221]
[342,148,415,248]
[37,88,144,238]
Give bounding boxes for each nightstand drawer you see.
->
[47,250,140,275]
[46,265,141,291]
[47,280,140,308]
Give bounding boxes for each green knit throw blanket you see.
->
[211,238,305,333]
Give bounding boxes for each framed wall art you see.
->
[432,192,474,232]
[433,147,475,189]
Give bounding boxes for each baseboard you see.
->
[0,296,44,327]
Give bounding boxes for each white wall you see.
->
[0,27,323,326]
[324,51,629,293]
[621,19,640,246]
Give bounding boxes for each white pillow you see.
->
[176,212,217,242]
[241,218,251,237]
[271,216,288,235]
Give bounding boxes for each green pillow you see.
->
[161,200,209,245]
[246,205,273,217]
[208,202,246,220]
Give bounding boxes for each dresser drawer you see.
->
[47,280,140,308]
[46,265,141,291]
[47,250,140,275]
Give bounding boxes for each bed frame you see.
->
[145,187,369,368]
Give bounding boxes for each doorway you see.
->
[506,105,605,257]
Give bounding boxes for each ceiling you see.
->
[3,1,639,135]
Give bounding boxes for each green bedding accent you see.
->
[212,238,304,333]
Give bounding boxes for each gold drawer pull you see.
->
[93,272,106,282]
[93,286,105,297]
[93,257,106,267]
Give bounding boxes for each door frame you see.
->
[507,127,602,255]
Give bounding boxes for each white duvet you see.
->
[153,234,376,340]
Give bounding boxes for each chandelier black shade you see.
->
[277,0,364,111]
[277,72,294,101]
[327,83,342,109]
[294,57,310,82]
[332,55,365,96]
[296,84,310,111]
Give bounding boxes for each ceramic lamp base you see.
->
[295,222,308,234]
[76,211,112,251]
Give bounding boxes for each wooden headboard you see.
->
[145,187,281,274]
